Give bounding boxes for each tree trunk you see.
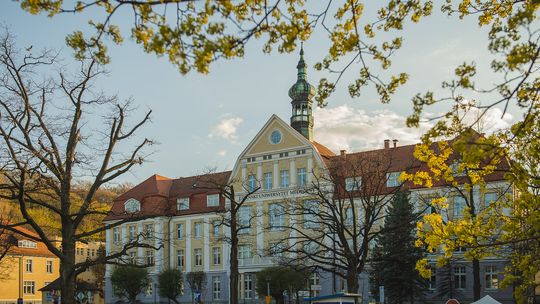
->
[346,267,359,293]
[230,211,239,304]
[61,221,77,304]
[472,258,481,300]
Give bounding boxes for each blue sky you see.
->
[0,2,515,185]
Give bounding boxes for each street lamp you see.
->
[265,278,271,304]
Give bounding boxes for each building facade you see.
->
[103,48,514,304]
[0,227,60,304]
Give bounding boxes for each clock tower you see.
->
[288,44,315,141]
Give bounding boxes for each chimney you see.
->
[340,149,347,157]
[384,139,390,149]
[393,139,398,148]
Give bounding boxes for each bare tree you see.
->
[195,170,261,304]
[0,30,157,303]
[186,271,206,304]
[274,150,411,293]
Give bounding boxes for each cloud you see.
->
[460,106,514,134]
[217,149,227,157]
[313,105,514,153]
[313,105,432,152]
[209,116,244,142]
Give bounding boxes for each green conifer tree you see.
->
[371,192,426,304]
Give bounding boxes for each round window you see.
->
[270,130,282,144]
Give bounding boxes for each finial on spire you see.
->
[300,41,304,56]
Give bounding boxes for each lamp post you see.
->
[265,278,271,304]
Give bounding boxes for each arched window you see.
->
[124,198,141,213]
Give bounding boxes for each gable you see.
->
[244,116,309,156]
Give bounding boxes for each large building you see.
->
[0,227,60,304]
[103,48,513,304]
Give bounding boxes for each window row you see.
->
[246,167,308,191]
[175,247,222,268]
[24,259,54,274]
[428,265,499,291]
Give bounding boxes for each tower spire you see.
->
[288,43,315,140]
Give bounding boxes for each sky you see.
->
[0,1,515,185]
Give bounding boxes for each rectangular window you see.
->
[453,196,466,218]
[129,251,137,264]
[247,174,257,192]
[46,260,53,273]
[145,250,155,266]
[25,259,33,273]
[386,172,401,187]
[207,194,220,207]
[484,193,498,208]
[454,266,466,290]
[113,227,120,243]
[87,249,90,256]
[212,247,221,265]
[303,200,320,229]
[345,207,354,226]
[23,281,35,295]
[194,222,202,238]
[345,177,361,191]
[194,248,202,266]
[485,266,499,290]
[269,203,284,230]
[177,197,189,210]
[177,249,185,268]
[238,245,252,260]
[176,223,185,239]
[238,206,252,234]
[144,224,154,238]
[243,274,253,299]
[297,168,307,187]
[18,240,37,248]
[212,220,220,237]
[280,170,289,188]
[213,276,221,300]
[269,242,283,257]
[263,172,273,190]
[429,269,437,290]
[128,226,136,241]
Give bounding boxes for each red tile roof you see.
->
[104,171,231,221]
[2,226,57,258]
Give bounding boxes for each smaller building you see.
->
[0,227,60,304]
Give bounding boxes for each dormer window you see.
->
[207,194,220,207]
[345,177,362,191]
[177,197,189,211]
[124,199,141,213]
[18,240,37,248]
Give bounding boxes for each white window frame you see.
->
[212,220,220,237]
[485,266,499,290]
[247,174,257,192]
[297,168,307,187]
[144,223,154,239]
[113,227,120,244]
[128,226,136,241]
[194,222,202,238]
[345,177,362,191]
[177,197,190,210]
[23,281,35,295]
[453,196,466,218]
[238,245,252,260]
[238,206,252,234]
[46,260,53,273]
[212,247,221,265]
[269,203,284,230]
[194,248,203,266]
[213,276,221,300]
[303,200,320,229]
[207,194,220,207]
[177,249,185,268]
[454,266,466,290]
[18,240,37,248]
[280,170,289,188]
[145,250,155,266]
[269,242,283,257]
[243,274,253,299]
[124,198,141,213]
[176,223,185,239]
[263,172,273,190]
[386,172,401,187]
[25,259,33,273]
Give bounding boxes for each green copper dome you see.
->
[288,46,316,101]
